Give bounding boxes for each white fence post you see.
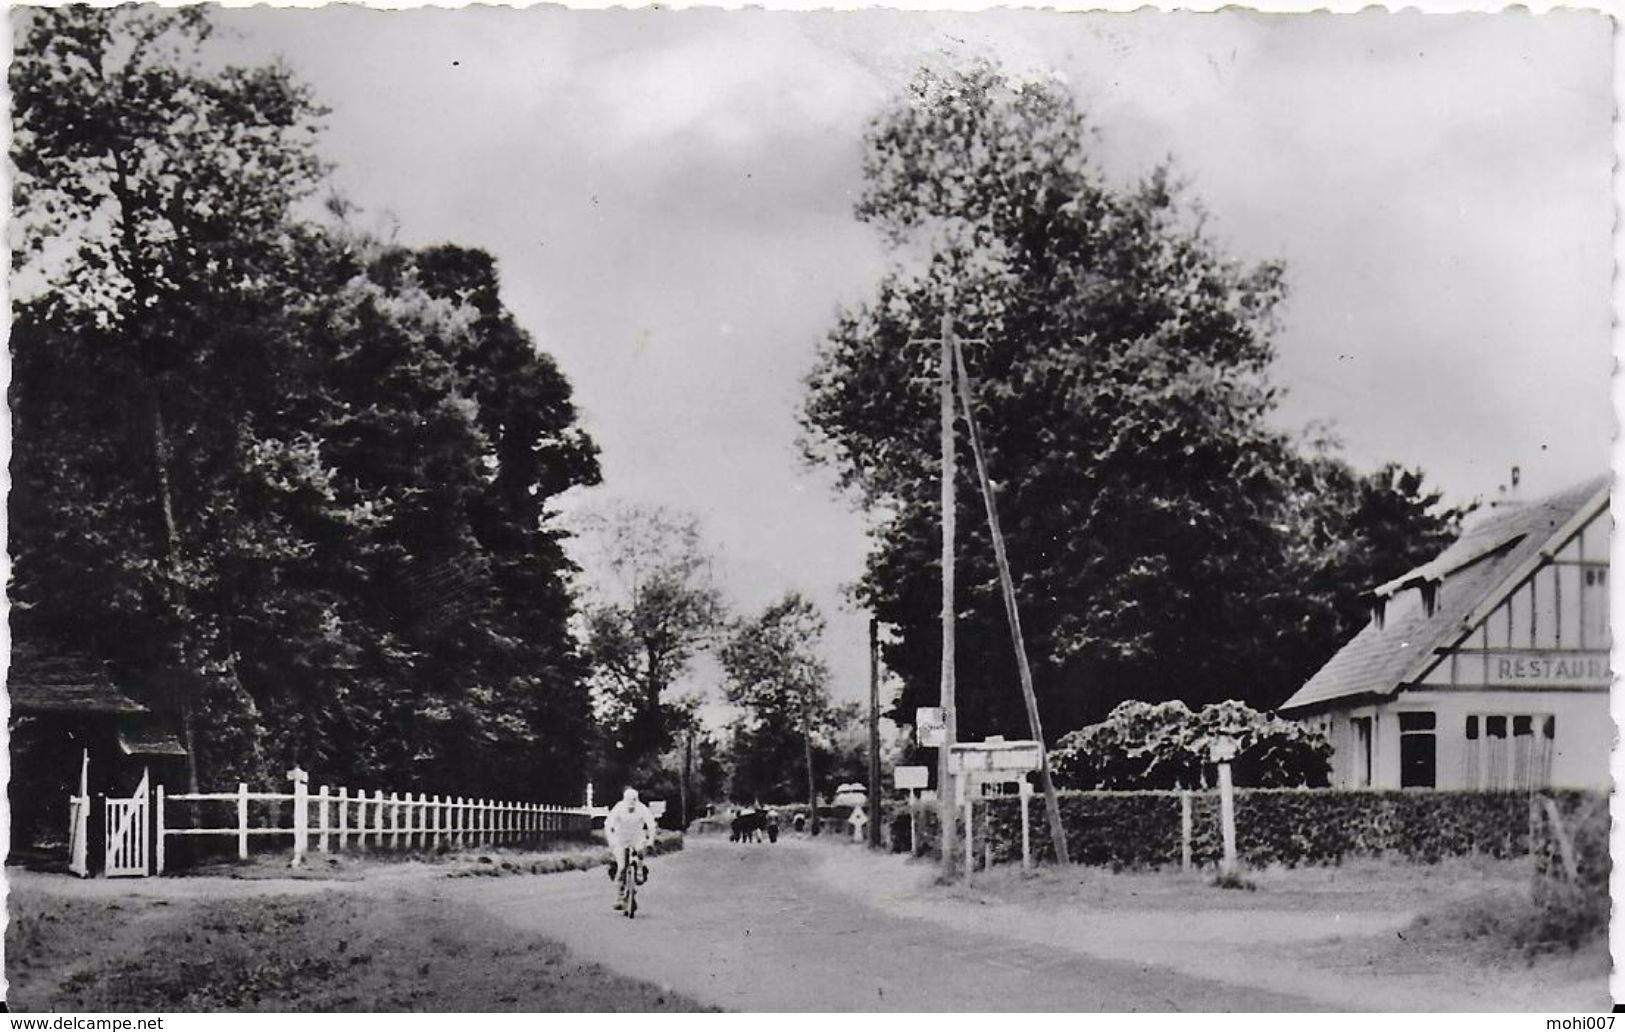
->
[373,789,386,849]
[237,782,250,861]
[289,767,309,868]
[155,784,167,876]
[317,785,330,854]
[338,787,350,851]
[1218,762,1237,876]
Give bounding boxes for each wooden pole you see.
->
[951,337,1071,866]
[1181,789,1193,873]
[962,776,973,883]
[938,302,959,882]
[1019,778,1032,872]
[1218,762,1238,876]
[289,768,309,868]
[868,616,883,849]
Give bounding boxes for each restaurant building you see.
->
[1278,474,1610,791]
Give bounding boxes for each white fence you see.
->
[155,768,594,874]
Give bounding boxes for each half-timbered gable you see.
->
[1279,475,1610,790]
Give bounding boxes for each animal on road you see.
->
[730,808,767,843]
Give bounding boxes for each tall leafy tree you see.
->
[577,504,725,789]
[10,8,602,799]
[719,594,841,831]
[11,5,331,787]
[801,64,1463,743]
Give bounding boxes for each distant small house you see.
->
[8,641,187,861]
[1279,475,1610,791]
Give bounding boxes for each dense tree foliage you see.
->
[1050,699,1331,790]
[801,65,1466,744]
[10,7,600,798]
[576,503,724,790]
[719,594,846,829]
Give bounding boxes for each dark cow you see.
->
[730,808,767,843]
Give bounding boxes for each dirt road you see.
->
[466,836,1608,1012]
[12,836,1605,1012]
[464,836,1318,1011]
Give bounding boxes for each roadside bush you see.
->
[1529,792,1610,948]
[907,788,1602,871]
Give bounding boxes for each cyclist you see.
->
[604,786,658,910]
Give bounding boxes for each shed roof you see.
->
[117,719,189,757]
[7,643,150,717]
[1278,474,1610,715]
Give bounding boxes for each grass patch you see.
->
[9,889,715,1012]
[1405,887,1608,963]
[1210,869,1257,892]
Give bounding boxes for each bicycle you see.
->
[617,848,648,919]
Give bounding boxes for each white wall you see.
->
[1321,689,1608,790]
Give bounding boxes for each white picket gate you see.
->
[103,769,150,878]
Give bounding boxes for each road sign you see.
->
[916,707,945,747]
[947,739,1041,777]
[893,765,929,791]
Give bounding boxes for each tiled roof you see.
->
[1278,474,1610,714]
[7,642,149,716]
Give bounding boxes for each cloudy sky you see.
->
[212,8,1614,712]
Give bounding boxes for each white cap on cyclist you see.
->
[623,786,639,803]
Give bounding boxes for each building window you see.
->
[1351,716,1373,787]
[1399,712,1436,789]
[1463,715,1479,788]
[1464,712,1554,790]
[1582,567,1609,647]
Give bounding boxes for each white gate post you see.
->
[237,782,250,861]
[69,748,91,878]
[289,767,309,868]
[155,784,166,876]
[373,789,386,849]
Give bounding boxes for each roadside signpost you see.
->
[1210,737,1239,875]
[893,765,930,854]
[916,707,945,748]
[947,740,1042,879]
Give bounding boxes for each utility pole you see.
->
[952,337,1070,866]
[938,302,959,882]
[868,617,882,849]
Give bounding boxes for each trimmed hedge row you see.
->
[901,788,1605,870]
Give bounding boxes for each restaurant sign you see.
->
[1483,651,1609,687]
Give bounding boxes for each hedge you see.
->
[899,788,1605,871]
[1529,792,1611,941]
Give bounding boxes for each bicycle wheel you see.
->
[624,862,638,919]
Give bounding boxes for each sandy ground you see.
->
[7,834,1610,1012]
